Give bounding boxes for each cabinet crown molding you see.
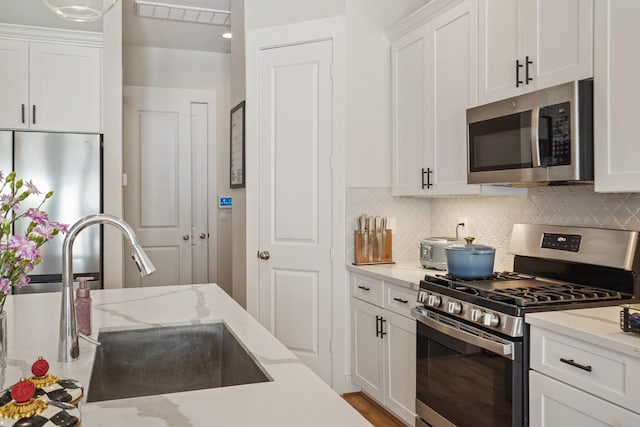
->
[0,23,103,47]
[385,0,467,42]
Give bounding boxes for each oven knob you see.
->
[427,294,442,308]
[470,308,484,323]
[417,291,428,303]
[483,313,500,327]
[447,301,462,315]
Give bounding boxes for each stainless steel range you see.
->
[413,224,640,427]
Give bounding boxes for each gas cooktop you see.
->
[416,224,640,337]
[427,272,626,308]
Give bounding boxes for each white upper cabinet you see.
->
[0,39,29,129]
[29,42,101,133]
[0,26,102,133]
[388,0,526,197]
[593,0,640,192]
[389,0,481,196]
[478,0,593,105]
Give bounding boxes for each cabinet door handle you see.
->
[516,59,524,87]
[393,297,409,304]
[32,105,36,124]
[375,315,381,337]
[421,168,433,189]
[357,285,371,291]
[21,104,25,124]
[560,358,592,372]
[525,56,533,84]
[380,317,387,338]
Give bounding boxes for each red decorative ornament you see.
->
[11,378,35,404]
[31,356,49,378]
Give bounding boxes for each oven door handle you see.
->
[413,308,515,361]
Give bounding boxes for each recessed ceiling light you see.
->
[222,32,232,39]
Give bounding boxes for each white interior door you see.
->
[123,87,210,287]
[257,39,334,384]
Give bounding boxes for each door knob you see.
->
[199,233,207,239]
[183,234,190,241]
[258,250,271,260]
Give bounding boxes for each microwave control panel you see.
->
[539,101,571,166]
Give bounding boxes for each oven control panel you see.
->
[541,232,581,252]
[417,290,524,337]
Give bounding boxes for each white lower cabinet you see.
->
[530,372,640,426]
[351,273,416,425]
[529,325,640,426]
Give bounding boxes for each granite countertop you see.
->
[347,261,436,289]
[2,284,372,426]
[526,305,640,359]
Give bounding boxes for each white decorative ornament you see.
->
[42,0,119,22]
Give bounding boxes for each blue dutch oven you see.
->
[445,237,495,279]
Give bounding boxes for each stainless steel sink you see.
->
[87,322,271,402]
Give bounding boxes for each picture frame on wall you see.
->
[230,101,245,188]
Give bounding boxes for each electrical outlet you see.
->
[458,218,469,237]
[387,217,397,235]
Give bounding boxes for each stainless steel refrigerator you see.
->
[1,131,102,293]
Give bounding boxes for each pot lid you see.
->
[446,237,495,253]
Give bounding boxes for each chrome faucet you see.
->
[59,214,156,362]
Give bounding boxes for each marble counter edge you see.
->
[526,306,640,359]
[3,283,373,427]
[347,262,436,290]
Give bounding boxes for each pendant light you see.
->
[42,0,119,22]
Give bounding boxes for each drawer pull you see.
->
[393,297,409,304]
[357,285,371,291]
[560,358,592,372]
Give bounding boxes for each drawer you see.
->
[384,282,418,319]
[530,326,640,413]
[351,273,383,307]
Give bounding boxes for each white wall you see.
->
[123,46,232,294]
[230,0,247,307]
[103,1,124,289]
[345,0,430,188]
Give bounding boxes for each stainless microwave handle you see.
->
[530,108,541,167]
[413,308,515,360]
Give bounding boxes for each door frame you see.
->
[123,86,218,286]
[245,16,348,392]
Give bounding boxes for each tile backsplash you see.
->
[346,185,640,271]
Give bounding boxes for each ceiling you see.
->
[0,0,231,53]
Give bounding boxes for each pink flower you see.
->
[16,274,30,288]
[33,225,55,240]
[24,180,40,195]
[0,278,10,294]
[0,194,18,212]
[8,235,39,260]
[25,208,49,226]
[50,221,69,234]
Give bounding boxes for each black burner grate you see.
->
[423,271,628,310]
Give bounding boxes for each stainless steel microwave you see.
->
[466,79,593,185]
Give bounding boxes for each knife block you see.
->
[353,230,393,265]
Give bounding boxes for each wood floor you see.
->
[343,392,406,427]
